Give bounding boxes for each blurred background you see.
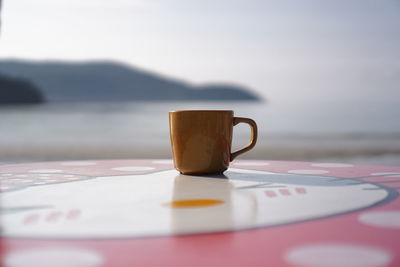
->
[0,0,399,165]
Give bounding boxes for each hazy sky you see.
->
[0,0,399,102]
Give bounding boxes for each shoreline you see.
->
[1,142,399,166]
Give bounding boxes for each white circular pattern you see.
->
[358,211,400,229]
[370,172,400,177]
[38,177,57,180]
[311,163,353,168]
[152,160,173,164]
[111,166,155,172]
[288,169,329,175]
[10,179,32,183]
[61,161,97,166]
[5,247,103,267]
[66,177,81,180]
[29,169,63,173]
[233,161,270,166]
[285,243,392,267]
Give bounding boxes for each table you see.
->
[1,159,400,267]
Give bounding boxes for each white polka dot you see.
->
[152,160,173,164]
[64,175,75,178]
[10,179,32,183]
[29,169,63,173]
[359,211,400,229]
[288,169,329,175]
[285,243,392,267]
[370,172,400,177]
[39,176,58,180]
[112,166,155,171]
[15,174,28,177]
[5,247,103,267]
[61,161,97,166]
[311,163,353,168]
[233,161,270,166]
[66,177,81,180]
[229,168,279,175]
[39,174,51,177]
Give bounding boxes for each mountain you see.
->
[0,60,260,102]
[0,74,44,105]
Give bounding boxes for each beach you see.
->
[1,101,399,166]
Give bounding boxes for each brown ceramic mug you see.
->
[169,110,258,175]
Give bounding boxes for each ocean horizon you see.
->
[1,100,399,166]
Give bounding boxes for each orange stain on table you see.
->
[167,199,224,208]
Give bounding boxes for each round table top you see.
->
[1,159,400,267]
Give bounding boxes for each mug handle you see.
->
[230,117,258,161]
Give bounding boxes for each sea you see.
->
[1,100,399,166]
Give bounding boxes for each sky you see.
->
[0,0,399,102]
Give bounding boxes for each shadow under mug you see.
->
[169,110,258,175]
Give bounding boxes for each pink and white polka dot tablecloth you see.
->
[1,159,400,267]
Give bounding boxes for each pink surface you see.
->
[1,160,400,267]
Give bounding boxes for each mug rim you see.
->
[169,110,233,113]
